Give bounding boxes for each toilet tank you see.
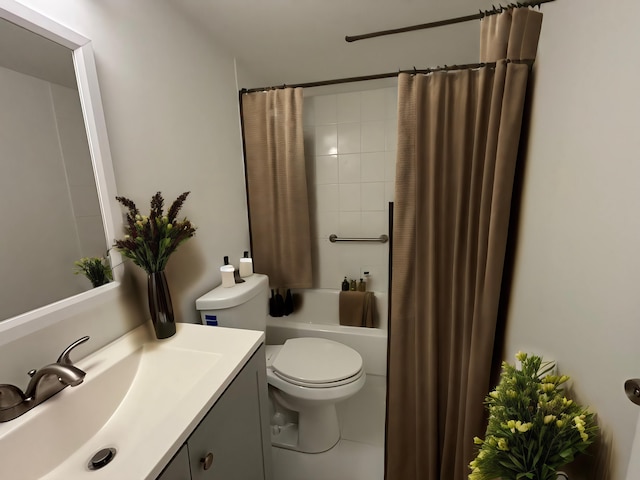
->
[195,273,269,331]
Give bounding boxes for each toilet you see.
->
[195,273,366,453]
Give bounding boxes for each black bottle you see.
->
[269,289,276,316]
[269,289,283,317]
[272,289,285,317]
[283,289,294,315]
[341,277,349,291]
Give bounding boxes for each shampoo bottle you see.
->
[272,289,284,317]
[269,289,276,316]
[283,289,293,315]
[364,271,371,291]
[239,251,254,278]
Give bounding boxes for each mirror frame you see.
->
[0,0,123,346]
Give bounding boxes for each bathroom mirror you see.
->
[0,1,122,344]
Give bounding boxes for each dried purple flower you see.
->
[113,192,196,273]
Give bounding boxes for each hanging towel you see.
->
[339,291,376,327]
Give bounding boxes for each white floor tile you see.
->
[272,440,384,480]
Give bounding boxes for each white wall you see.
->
[504,1,640,478]
[0,0,255,385]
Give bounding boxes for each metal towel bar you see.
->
[329,234,388,244]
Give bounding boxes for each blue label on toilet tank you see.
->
[204,314,218,326]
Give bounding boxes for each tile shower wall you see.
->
[303,87,397,299]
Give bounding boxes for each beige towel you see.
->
[339,291,376,327]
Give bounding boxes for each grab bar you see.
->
[329,234,389,244]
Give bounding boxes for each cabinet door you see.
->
[188,346,270,480]
[157,444,191,480]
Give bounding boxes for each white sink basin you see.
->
[0,322,264,479]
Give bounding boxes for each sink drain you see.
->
[88,447,116,470]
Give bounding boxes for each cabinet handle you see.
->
[201,452,214,470]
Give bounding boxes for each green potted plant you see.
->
[114,191,196,339]
[469,352,597,480]
[74,256,113,288]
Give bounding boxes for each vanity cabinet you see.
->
[157,345,272,480]
[157,445,190,480]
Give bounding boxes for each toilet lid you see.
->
[271,338,363,385]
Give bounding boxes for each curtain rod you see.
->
[239,60,534,94]
[345,0,554,43]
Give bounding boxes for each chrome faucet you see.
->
[0,336,89,422]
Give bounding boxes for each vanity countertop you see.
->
[0,322,263,480]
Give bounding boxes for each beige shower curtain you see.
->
[241,88,313,288]
[385,8,542,480]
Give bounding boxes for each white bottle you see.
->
[221,265,235,288]
[363,271,371,291]
[239,251,254,278]
[221,256,235,288]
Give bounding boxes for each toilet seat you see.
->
[273,367,364,388]
[269,338,363,388]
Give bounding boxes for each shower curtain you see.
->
[385,8,542,480]
[241,88,313,289]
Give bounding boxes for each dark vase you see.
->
[147,271,176,339]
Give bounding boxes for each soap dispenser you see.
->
[220,256,235,288]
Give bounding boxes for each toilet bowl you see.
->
[195,274,366,453]
[266,337,366,453]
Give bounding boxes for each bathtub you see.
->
[265,289,388,377]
